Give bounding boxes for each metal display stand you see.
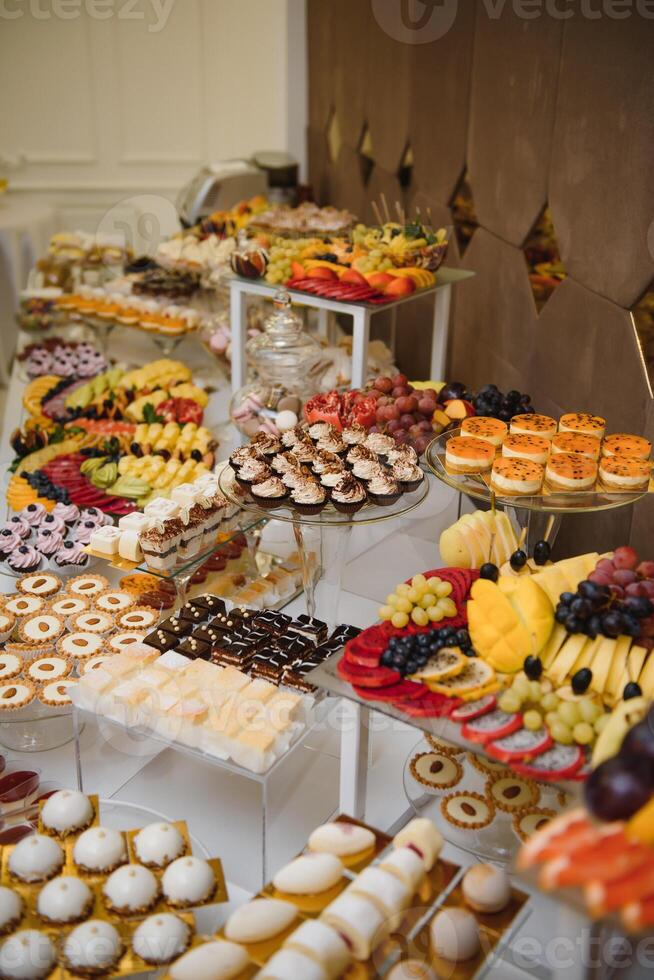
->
[228,269,474,392]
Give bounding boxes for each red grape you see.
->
[386,405,400,422]
[374,376,394,393]
[613,569,637,586]
[637,561,654,578]
[626,581,648,597]
[608,583,625,599]
[588,571,612,585]
[394,429,410,444]
[409,424,424,440]
[375,408,386,424]
[400,414,415,428]
[368,425,379,434]
[413,434,431,454]
[392,386,410,399]
[366,389,381,401]
[386,419,402,433]
[642,581,654,598]
[391,373,408,387]
[418,419,433,433]
[596,558,616,575]
[613,545,639,570]
[418,397,437,416]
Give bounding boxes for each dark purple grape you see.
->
[623,682,643,700]
[565,614,583,633]
[560,592,576,604]
[572,668,593,694]
[601,610,624,638]
[585,757,653,821]
[480,563,499,582]
[555,605,571,624]
[571,597,592,619]
[624,596,654,618]
[620,714,654,772]
[524,656,543,680]
[510,550,528,571]
[586,614,603,638]
[578,580,608,602]
[621,613,641,637]
[533,540,551,566]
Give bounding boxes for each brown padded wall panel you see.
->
[409,4,476,205]
[326,146,368,220]
[307,126,329,204]
[629,398,654,553]
[307,0,334,135]
[328,0,370,148]
[449,229,538,386]
[362,166,407,225]
[364,10,411,173]
[467,11,563,247]
[549,16,654,307]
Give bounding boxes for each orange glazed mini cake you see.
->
[445,436,495,473]
[491,458,544,495]
[551,432,601,460]
[601,434,652,460]
[509,414,557,440]
[460,417,507,448]
[599,455,651,490]
[545,452,597,491]
[559,412,606,439]
[502,433,550,465]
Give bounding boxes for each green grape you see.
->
[523,710,543,731]
[558,702,581,727]
[573,722,595,746]
[541,693,560,712]
[594,713,610,734]
[550,721,573,745]
[578,700,602,725]
[528,681,543,703]
[512,676,531,699]
[544,711,559,729]
[498,692,522,714]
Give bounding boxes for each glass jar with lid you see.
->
[229,289,325,438]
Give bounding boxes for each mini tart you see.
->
[0,681,35,710]
[426,734,465,756]
[4,595,43,617]
[466,752,508,777]
[509,413,557,439]
[70,611,115,634]
[486,775,540,812]
[67,573,109,598]
[602,433,652,460]
[109,630,147,653]
[545,452,597,491]
[0,654,22,680]
[551,432,601,459]
[491,457,544,495]
[598,455,651,491]
[460,416,507,448]
[18,613,65,645]
[51,595,89,617]
[512,807,557,842]
[410,752,463,790]
[95,589,136,613]
[80,655,112,675]
[27,656,72,684]
[445,436,495,473]
[440,792,495,830]
[39,678,77,706]
[117,607,159,630]
[0,612,15,642]
[559,411,606,439]
[59,632,104,660]
[502,433,550,465]
[16,572,62,597]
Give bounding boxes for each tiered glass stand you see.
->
[425,428,647,551]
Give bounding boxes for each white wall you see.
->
[0,0,307,238]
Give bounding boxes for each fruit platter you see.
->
[425,405,653,509]
[312,538,654,787]
[6,359,216,517]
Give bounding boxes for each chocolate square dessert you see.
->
[288,615,328,645]
[144,628,179,653]
[177,636,211,660]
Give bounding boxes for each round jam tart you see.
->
[0,654,22,680]
[41,790,94,836]
[109,631,147,652]
[37,875,93,923]
[70,611,115,634]
[426,735,465,756]
[73,827,126,873]
[103,863,160,914]
[466,753,508,777]
[0,930,56,979]
[117,607,159,630]
[67,574,109,597]
[0,682,35,710]
[162,856,215,907]
[0,886,23,935]
[63,920,123,975]
[39,679,77,707]
[8,834,64,882]
[487,775,540,812]
[4,595,43,617]
[19,614,64,644]
[59,632,104,660]
[27,656,72,683]
[133,822,185,868]
[51,596,89,617]
[440,792,495,830]
[512,807,557,842]
[410,752,463,791]
[95,590,136,613]
[132,913,191,965]
[16,573,62,597]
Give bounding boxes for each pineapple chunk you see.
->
[605,636,634,702]
[572,635,602,675]
[548,635,588,687]
[541,624,568,669]
[589,637,618,694]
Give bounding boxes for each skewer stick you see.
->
[426,207,434,231]
[371,201,384,227]
[543,514,555,543]
[518,525,528,549]
[380,192,391,223]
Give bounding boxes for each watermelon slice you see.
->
[337,656,400,688]
[486,726,554,763]
[451,694,497,722]
[353,680,425,703]
[461,710,523,745]
[516,744,586,783]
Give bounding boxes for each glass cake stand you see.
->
[218,463,430,627]
[424,429,647,550]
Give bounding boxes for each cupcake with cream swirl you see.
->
[331,474,367,514]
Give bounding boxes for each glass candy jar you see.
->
[230,289,323,437]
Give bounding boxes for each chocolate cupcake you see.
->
[341,422,368,446]
[290,479,327,515]
[7,545,42,574]
[281,424,308,449]
[331,474,367,514]
[364,431,396,460]
[291,437,319,465]
[250,476,289,509]
[391,460,425,492]
[318,464,347,497]
[316,429,347,456]
[366,467,401,506]
[307,421,333,443]
[235,456,272,488]
[346,444,377,467]
[250,431,282,457]
[229,444,261,470]
[311,449,343,474]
